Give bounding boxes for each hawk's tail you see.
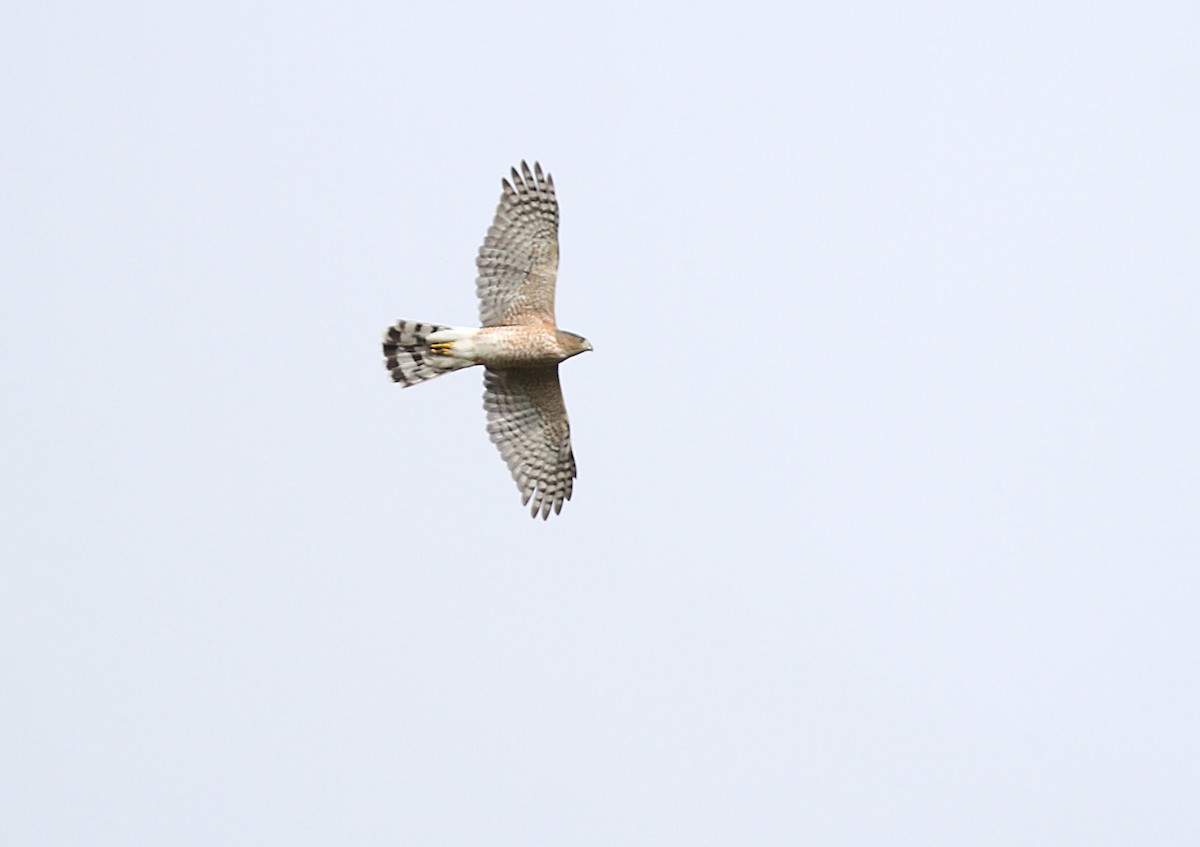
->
[382,320,477,387]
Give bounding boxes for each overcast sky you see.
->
[3,1,1198,844]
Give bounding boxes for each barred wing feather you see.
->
[483,366,576,519]
[475,161,559,327]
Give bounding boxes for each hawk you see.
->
[382,162,593,519]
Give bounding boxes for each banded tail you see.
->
[382,320,478,386]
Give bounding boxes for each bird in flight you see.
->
[383,162,592,519]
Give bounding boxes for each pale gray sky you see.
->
[3,1,1198,844]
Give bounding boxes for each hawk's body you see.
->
[382,162,592,519]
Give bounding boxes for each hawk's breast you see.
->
[474,325,567,369]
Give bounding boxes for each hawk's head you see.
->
[557,330,594,358]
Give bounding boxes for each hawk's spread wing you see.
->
[475,161,559,327]
[483,366,576,519]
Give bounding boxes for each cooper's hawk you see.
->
[382,162,592,519]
